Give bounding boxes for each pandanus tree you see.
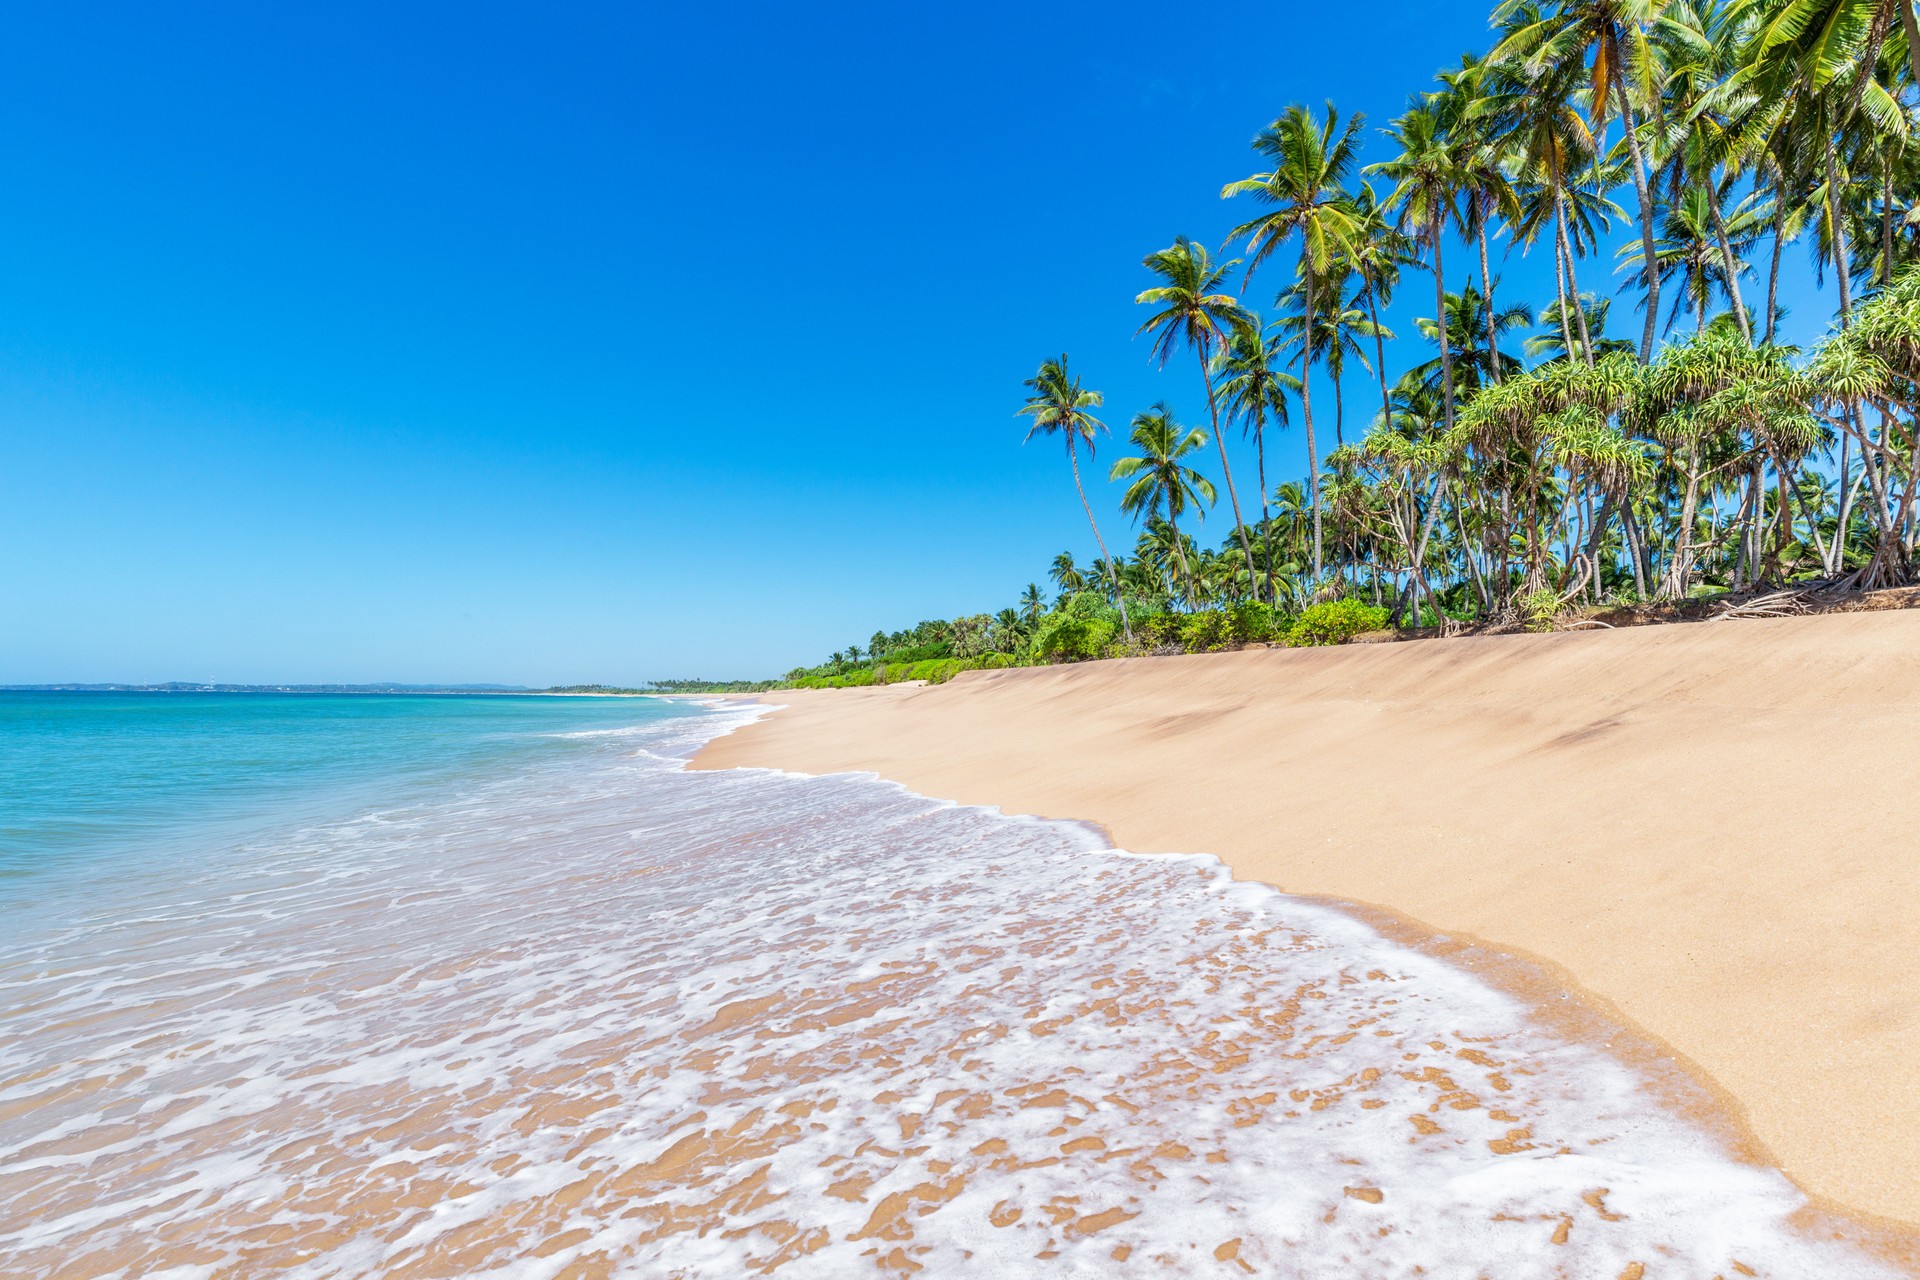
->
[1018,356,1132,639]
[1212,315,1302,603]
[1134,238,1260,595]
[1110,403,1219,605]
[1222,101,1367,583]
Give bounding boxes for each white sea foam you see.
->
[0,705,1901,1277]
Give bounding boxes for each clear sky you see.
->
[0,2,1832,684]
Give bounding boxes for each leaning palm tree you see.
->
[1018,356,1131,639]
[1134,237,1260,595]
[1213,315,1302,602]
[1222,102,1367,582]
[1110,403,1219,604]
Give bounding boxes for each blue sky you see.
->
[0,2,1832,684]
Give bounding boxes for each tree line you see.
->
[1022,0,1920,636]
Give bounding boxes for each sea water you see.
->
[0,692,1901,1277]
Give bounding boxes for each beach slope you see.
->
[696,611,1920,1227]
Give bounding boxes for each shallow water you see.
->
[0,699,1900,1276]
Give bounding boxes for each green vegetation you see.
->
[754,3,1920,690]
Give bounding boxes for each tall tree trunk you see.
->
[1069,440,1130,639]
[1883,153,1897,285]
[1765,161,1787,345]
[1477,210,1504,384]
[1200,344,1261,598]
[1304,267,1323,584]
[1706,176,1752,341]
[1555,187,1595,366]
[1334,370,1346,451]
[1433,210,1456,431]
[1366,284,1392,427]
[1255,409,1274,607]
[1614,74,1662,363]
[1552,209,1578,362]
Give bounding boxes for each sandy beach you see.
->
[695,610,1920,1235]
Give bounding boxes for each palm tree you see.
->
[1406,284,1535,395]
[1370,103,1467,430]
[1493,0,1670,363]
[1110,403,1219,604]
[1272,267,1387,446]
[1213,315,1303,602]
[1222,102,1367,583]
[1018,356,1131,639]
[1048,551,1086,596]
[1436,52,1526,385]
[1346,183,1422,426]
[1019,583,1046,624]
[1134,237,1260,594]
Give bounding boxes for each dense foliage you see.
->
[770,0,1920,689]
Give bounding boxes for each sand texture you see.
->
[695,611,1920,1229]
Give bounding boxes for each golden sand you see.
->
[695,610,1920,1230]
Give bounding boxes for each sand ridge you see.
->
[694,609,1920,1232]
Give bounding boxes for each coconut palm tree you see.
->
[1019,583,1046,624]
[1272,267,1387,446]
[1110,403,1218,604]
[1049,551,1086,597]
[1406,284,1535,395]
[1436,52,1527,385]
[1222,101,1367,582]
[1134,237,1260,595]
[1018,356,1131,639]
[1213,315,1303,602]
[1345,182,1423,425]
[1370,103,1467,430]
[1492,0,1669,363]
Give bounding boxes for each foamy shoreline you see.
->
[693,610,1920,1249]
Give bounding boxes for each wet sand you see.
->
[694,610,1920,1232]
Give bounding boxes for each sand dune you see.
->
[695,611,1920,1232]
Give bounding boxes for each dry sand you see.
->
[695,610,1920,1231]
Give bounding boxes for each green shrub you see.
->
[1035,613,1114,661]
[972,652,1015,670]
[1286,599,1391,646]
[1136,612,1184,648]
[1180,609,1233,651]
[1228,601,1281,644]
[1519,587,1560,633]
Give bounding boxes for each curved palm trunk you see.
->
[1068,439,1131,640]
[1706,178,1752,342]
[1432,210,1456,431]
[1254,407,1274,604]
[1477,207,1503,385]
[1551,211,1578,363]
[1765,161,1787,346]
[1304,268,1324,584]
[1555,187,1595,366]
[1169,510,1196,605]
[1614,75,1661,363]
[1198,345,1261,600]
[1366,283,1392,427]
